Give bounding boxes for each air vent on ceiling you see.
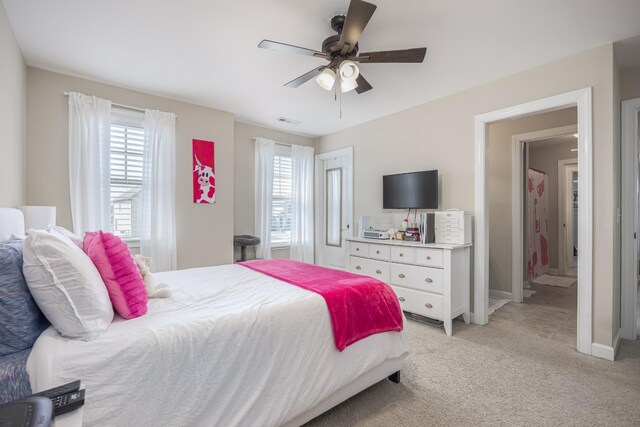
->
[276,117,301,125]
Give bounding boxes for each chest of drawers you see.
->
[347,238,471,336]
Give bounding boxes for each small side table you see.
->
[234,235,261,262]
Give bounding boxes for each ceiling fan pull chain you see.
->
[340,85,343,119]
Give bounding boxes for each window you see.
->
[271,146,293,247]
[109,109,145,241]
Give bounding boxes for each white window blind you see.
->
[271,146,293,246]
[110,109,145,240]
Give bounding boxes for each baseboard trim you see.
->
[613,328,622,358]
[489,289,514,301]
[590,328,621,361]
[470,311,487,325]
[548,268,559,275]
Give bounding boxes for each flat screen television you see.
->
[383,170,438,209]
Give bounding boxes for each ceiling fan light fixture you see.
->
[316,68,336,91]
[339,60,359,81]
[341,77,359,93]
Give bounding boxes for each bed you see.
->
[0,208,408,426]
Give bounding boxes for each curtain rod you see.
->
[63,92,178,118]
[252,137,291,147]
[529,167,547,175]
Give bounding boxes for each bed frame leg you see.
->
[388,371,400,383]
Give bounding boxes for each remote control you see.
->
[52,389,85,417]
[32,380,81,399]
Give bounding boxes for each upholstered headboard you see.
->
[0,208,25,242]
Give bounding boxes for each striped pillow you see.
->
[84,231,148,319]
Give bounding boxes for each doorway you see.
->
[559,162,578,276]
[621,98,640,340]
[315,147,353,270]
[510,125,578,302]
[475,88,593,356]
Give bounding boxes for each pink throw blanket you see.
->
[239,259,403,351]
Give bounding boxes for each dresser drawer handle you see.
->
[426,256,431,260]
[398,273,405,279]
[355,266,362,270]
[399,253,404,257]
[376,250,380,254]
[356,248,360,251]
[425,278,433,283]
[399,297,406,302]
[425,303,433,309]
[376,269,382,274]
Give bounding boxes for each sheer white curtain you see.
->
[141,109,177,272]
[254,138,275,259]
[290,144,315,263]
[68,92,112,235]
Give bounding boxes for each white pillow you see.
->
[47,226,83,249]
[23,229,114,340]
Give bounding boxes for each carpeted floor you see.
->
[305,294,640,426]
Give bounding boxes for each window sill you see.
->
[270,245,291,250]
[124,239,140,249]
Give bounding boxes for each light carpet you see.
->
[305,319,640,426]
[531,274,576,288]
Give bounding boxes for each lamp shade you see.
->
[339,61,359,82]
[316,68,336,91]
[341,78,359,93]
[21,206,56,230]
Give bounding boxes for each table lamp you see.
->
[21,206,56,230]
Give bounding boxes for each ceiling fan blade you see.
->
[357,47,427,63]
[339,0,377,53]
[355,74,372,94]
[284,66,325,88]
[258,40,329,59]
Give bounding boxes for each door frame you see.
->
[511,125,577,303]
[559,162,578,272]
[621,98,640,339]
[475,87,593,356]
[314,147,354,267]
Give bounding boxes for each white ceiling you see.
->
[4,0,640,137]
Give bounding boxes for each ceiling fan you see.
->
[258,0,426,94]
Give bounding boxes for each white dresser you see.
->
[347,237,471,336]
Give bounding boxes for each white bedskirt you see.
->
[28,264,408,426]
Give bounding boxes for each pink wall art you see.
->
[192,139,215,204]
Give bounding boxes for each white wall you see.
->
[0,2,26,207]
[621,65,640,101]
[487,108,576,292]
[233,121,314,260]
[316,44,618,347]
[528,139,578,271]
[26,68,235,270]
[612,57,622,339]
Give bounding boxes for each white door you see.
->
[557,160,577,275]
[565,165,578,269]
[315,147,353,270]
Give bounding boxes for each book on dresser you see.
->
[347,237,472,336]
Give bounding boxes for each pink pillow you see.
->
[83,231,148,319]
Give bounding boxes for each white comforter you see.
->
[28,264,408,426]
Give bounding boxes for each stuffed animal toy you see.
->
[133,254,171,298]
